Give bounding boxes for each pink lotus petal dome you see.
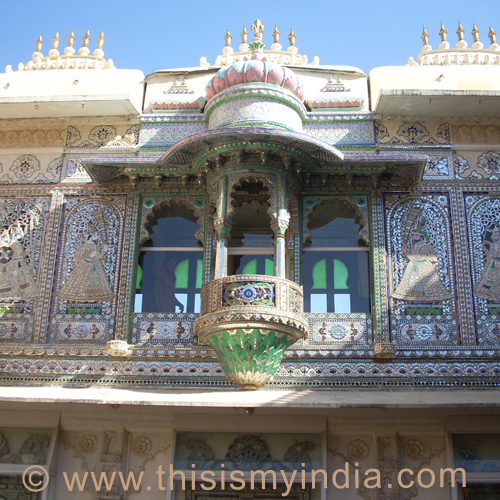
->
[206,59,304,101]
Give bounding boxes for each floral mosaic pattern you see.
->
[222,281,275,307]
[304,122,374,146]
[304,313,372,346]
[208,97,302,131]
[139,123,206,148]
[376,122,450,145]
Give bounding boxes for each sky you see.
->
[0,0,498,76]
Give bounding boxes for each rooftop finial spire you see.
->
[49,32,60,57]
[239,26,249,51]
[82,30,90,48]
[421,26,429,46]
[288,28,296,47]
[80,30,91,56]
[273,24,280,44]
[439,23,450,49]
[94,31,105,57]
[35,35,43,53]
[271,24,282,50]
[64,30,75,56]
[456,22,467,48]
[224,29,232,47]
[251,19,264,41]
[241,26,248,44]
[439,23,447,41]
[67,30,75,47]
[472,24,480,42]
[471,23,483,49]
[489,26,498,45]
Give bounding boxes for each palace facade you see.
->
[0,21,499,500]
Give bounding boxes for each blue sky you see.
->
[0,0,498,76]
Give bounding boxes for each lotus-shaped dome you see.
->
[206,58,305,101]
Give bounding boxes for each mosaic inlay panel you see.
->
[386,194,458,344]
[304,122,375,147]
[49,196,127,342]
[133,313,196,344]
[465,194,500,344]
[139,123,206,148]
[303,313,372,346]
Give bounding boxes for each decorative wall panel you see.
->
[386,194,457,345]
[50,196,126,343]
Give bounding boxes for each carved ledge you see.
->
[373,342,397,360]
[106,340,132,357]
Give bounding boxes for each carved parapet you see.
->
[194,275,307,390]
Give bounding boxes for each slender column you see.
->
[272,212,290,278]
[214,221,230,278]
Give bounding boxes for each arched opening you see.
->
[227,180,275,276]
[135,203,203,313]
[303,200,370,313]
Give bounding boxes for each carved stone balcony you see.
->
[194,275,308,390]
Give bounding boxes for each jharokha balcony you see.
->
[194,275,308,390]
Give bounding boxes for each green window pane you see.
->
[175,260,189,289]
[312,259,327,289]
[242,259,257,274]
[333,259,349,289]
[265,258,274,276]
[136,264,143,289]
[196,259,203,289]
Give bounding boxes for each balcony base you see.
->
[205,328,297,390]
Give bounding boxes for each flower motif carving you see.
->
[346,439,369,462]
[89,125,117,147]
[404,439,425,460]
[225,435,272,470]
[78,434,98,454]
[131,436,152,457]
[10,155,40,180]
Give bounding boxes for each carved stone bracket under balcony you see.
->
[194,275,308,390]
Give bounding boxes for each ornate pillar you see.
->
[271,214,289,278]
[214,220,230,278]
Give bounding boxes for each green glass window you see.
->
[303,201,370,313]
[135,210,203,314]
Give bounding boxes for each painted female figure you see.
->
[0,223,38,300]
[57,228,114,302]
[392,228,453,302]
[474,225,500,301]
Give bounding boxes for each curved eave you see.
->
[160,126,344,168]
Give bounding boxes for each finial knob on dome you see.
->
[439,24,450,49]
[272,24,282,50]
[251,19,264,41]
[456,22,467,48]
[225,29,232,47]
[33,36,43,61]
[49,32,60,57]
[240,26,249,51]
[489,26,500,50]
[471,24,483,49]
[65,30,75,55]
[79,30,91,55]
[421,26,432,51]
